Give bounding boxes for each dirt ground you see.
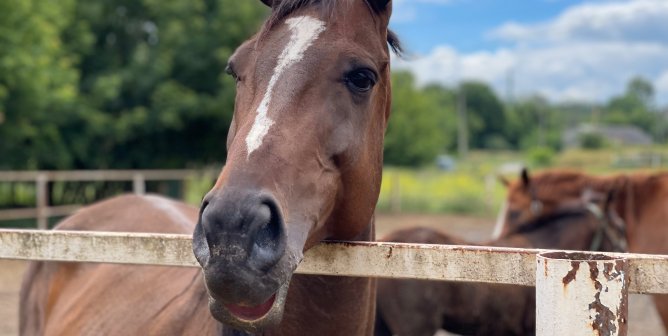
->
[1,213,665,335]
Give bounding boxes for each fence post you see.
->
[36,173,48,230]
[133,173,146,195]
[536,251,629,336]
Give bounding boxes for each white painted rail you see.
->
[1,229,667,295]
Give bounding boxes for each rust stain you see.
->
[588,262,615,336]
[385,246,393,259]
[562,261,580,285]
[589,292,617,336]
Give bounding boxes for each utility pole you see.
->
[457,88,468,157]
[538,104,545,147]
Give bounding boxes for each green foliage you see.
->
[579,132,608,149]
[603,76,667,142]
[526,146,556,167]
[384,72,453,166]
[0,0,268,170]
[377,168,504,216]
[459,81,506,149]
[0,0,80,169]
[1,1,666,174]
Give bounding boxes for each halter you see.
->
[525,191,628,253]
[584,200,628,252]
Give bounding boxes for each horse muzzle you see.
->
[192,188,300,331]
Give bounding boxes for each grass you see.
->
[377,167,506,217]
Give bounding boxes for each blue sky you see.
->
[391,0,587,54]
[389,0,668,105]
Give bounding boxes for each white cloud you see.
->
[490,0,668,45]
[657,71,668,102]
[395,0,668,105]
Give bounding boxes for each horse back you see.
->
[19,194,218,336]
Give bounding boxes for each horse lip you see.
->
[224,293,276,321]
[208,281,291,333]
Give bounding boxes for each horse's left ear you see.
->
[260,0,274,7]
[368,0,391,13]
[521,168,530,188]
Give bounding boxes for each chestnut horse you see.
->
[20,0,399,334]
[495,168,668,331]
[376,191,621,336]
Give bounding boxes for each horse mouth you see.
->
[225,293,276,320]
[208,281,291,332]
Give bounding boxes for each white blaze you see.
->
[245,16,326,157]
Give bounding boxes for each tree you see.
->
[0,0,269,170]
[384,72,452,167]
[458,81,507,149]
[0,0,80,169]
[505,95,562,151]
[604,76,666,141]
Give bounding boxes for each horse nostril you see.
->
[250,200,285,271]
[255,205,281,250]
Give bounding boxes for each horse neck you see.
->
[570,174,638,230]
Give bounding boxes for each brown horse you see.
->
[20,0,399,334]
[495,168,668,331]
[376,192,621,336]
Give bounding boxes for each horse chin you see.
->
[208,281,291,333]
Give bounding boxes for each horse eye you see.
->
[225,64,240,82]
[345,69,377,93]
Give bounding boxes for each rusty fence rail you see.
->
[0,169,218,228]
[2,229,665,335]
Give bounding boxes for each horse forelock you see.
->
[262,0,402,56]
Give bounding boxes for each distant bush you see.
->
[579,132,608,149]
[526,147,555,167]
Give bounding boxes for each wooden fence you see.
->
[0,169,216,229]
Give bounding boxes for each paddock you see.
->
[1,215,668,336]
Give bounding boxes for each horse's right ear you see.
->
[260,0,274,7]
[521,168,530,188]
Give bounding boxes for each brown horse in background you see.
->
[376,192,621,336]
[495,168,668,331]
[20,0,399,335]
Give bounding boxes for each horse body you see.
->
[21,0,397,334]
[498,169,668,329]
[20,195,218,335]
[377,199,617,336]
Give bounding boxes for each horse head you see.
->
[192,0,397,331]
[494,168,595,238]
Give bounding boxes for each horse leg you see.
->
[652,294,668,333]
